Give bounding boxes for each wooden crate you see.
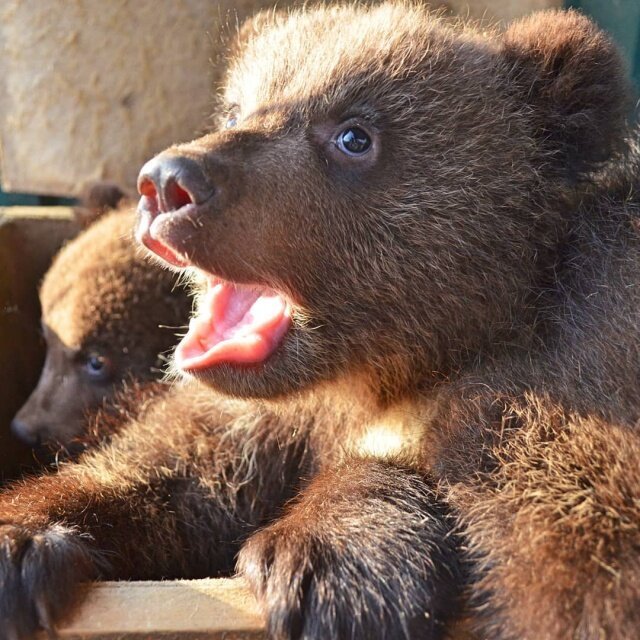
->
[56,578,265,639]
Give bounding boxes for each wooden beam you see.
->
[57,578,265,639]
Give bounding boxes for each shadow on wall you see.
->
[0,210,81,481]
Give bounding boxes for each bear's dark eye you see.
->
[336,127,372,156]
[84,354,112,381]
[226,115,238,130]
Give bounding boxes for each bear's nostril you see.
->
[137,177,161,219]
[138,177,157,199]
[164,179,194,211]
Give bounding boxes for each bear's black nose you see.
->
[137,155,215,214]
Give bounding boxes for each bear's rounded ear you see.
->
[502,9,631,180]
[74,181,131,229]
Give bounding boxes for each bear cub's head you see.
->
[12,210,191,452]
[136,5,630,401]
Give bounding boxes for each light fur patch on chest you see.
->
[353,403,424,458]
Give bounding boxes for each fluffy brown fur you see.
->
[11,208,191,453]
[0,5,638,640]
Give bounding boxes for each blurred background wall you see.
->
[0,0,574,199]
[2,0,639,199]
[0,0,287,198]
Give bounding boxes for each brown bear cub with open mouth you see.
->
[0,4,639,639]
[10,209,192,457]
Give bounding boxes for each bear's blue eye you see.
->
[336,127,371,156]
[84,354,111,381]
[226,116,238,129]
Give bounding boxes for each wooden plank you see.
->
[56,578,265,639]
[53,577,479,639]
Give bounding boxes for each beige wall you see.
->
[0,0,561,197]
[0,0,288,196]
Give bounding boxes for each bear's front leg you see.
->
[239,457,463,640]
[0,392,309,639]
[450,412,640,640]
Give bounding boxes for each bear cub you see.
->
[11,208,191,455]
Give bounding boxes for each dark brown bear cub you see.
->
[11,209,191,455]
[0,5,638,640]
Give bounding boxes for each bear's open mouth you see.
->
[136,190,293,371]
[175,277,292,372]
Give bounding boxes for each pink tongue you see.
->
[174,281,292,371]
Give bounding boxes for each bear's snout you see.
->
[135,152,219,268]
[10,418,42,448]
